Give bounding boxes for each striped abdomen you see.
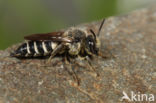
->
[11,41,58,57]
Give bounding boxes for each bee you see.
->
[11,19,106,85]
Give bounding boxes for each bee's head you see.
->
[85,19,105,56]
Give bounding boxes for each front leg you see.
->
[73,55,99,77]
[85,56,99,77]
[98,50,115,59]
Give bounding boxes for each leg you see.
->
[98,50,115,59]
[85,56,99,77]
[71,65,80,85]
[74,56,88,68]
[72,56,99,77]
[41,44,65,67]
[63,54,80,85]
[48,43,65,63]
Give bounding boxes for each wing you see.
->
[24,31,72,42]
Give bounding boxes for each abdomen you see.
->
[11,41,58,57]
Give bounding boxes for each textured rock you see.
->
[0,5,156,103]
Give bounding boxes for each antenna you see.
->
[89,19,106,39]
[97,19,105,36]
[90,29,96,40]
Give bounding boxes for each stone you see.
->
[0,4,156,103]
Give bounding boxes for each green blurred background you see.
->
[0,0,155,50]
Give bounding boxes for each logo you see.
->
[120,91,155,102]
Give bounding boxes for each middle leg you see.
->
[62,54,80,85]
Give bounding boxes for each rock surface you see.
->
[0,4,156,103]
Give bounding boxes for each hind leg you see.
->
[48,43,65,63]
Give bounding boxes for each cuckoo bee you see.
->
[11,19,105,60]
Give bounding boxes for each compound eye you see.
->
[86,35,94,45]
[89,41,94,46]
[87,38,95,49]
